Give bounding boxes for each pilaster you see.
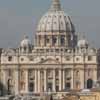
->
[25,70,29,93]
[15,69,19,95]
[59,69,62,91]
[71,69,73,89]
[35,70,38,93]
[63,70,65,90]
[44,70,47,92]
[53,69,56,92]
[38,70,41,93]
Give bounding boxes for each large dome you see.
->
[37,11,75,33]
[37,0,75,33]
[35,0,77,49]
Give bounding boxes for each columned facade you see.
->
[0,0,98,96]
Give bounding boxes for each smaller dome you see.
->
[20,35,31,47]
[78,39,88,48]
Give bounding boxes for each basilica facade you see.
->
[0,0,99,96]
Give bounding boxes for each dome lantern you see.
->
[50,0,61,11]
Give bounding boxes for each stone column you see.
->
[71,69,73,89]
[38,70,41,93]
[14,69,19,95]
[35,70,38,93]
[25,70,29,93]
[59,69,62,91]
[63,70,65,90]
[44,69,47,92]
[53,69,56,92]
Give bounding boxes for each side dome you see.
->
[77,39,89,48]
[37,11,75,33]
[20,35,31,48]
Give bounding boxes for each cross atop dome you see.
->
[50,0,62,11]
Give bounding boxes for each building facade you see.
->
[0,0,99,96]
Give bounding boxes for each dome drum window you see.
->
[60,35,65,46]
[52,35,57,45]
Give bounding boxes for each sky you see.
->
[0,0,100,48]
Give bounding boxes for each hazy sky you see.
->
[0,0,100,48]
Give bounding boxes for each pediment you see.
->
[38,58,60,64]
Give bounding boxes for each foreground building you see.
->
[0,0,99,97]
